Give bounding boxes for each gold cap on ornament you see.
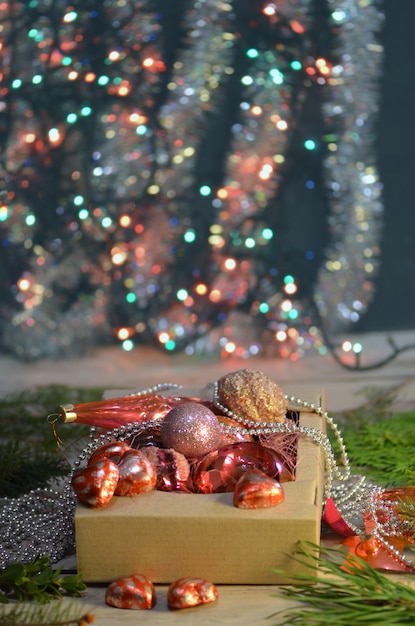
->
[57,403,77,422]
[47,403,77,424]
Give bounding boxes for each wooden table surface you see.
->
[56,556,415,626]
[80,583,295,625]
[20,539,412,626]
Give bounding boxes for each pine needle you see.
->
[270,542,415,625]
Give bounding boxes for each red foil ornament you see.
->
[114,449,157,496]
[72,458,119,508]
[217,415,254,446]
[167,577,218,610]
[192,441,290,494]
[233,469,285,509]
[105,574,156,609]
[88,441,131,465]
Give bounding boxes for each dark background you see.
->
[357,0,415,331]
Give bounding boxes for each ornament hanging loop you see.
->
[47,410,66,447]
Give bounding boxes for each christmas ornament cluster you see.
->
[70,372,291,510]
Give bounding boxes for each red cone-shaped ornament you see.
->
[51,394,202,430]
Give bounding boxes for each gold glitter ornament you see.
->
[217,369,287,424]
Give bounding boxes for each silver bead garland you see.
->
[0,488,75,569]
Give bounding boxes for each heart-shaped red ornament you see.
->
[88,441,132,465]
[72,458,120,507]
[233,469,285,509]
[105,574,156,609]
[167,577,218,609]
[115,449,157,496]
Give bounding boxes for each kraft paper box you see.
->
[75,387,325,584]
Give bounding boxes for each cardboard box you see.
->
[75,389,325,584]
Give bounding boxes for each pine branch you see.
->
[330,387,415,487]
[0,441,69,498]
[333,414,415,486]
[0,601,94,626]
[271,542,415,625]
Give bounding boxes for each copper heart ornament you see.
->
[233,469,285,509]
[71,458,120,507]
[105,574,156,609]
[88,441,132,465]
[167,577,218,609]
[114,449,157,496]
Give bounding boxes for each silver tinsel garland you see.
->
[0,0,384,359]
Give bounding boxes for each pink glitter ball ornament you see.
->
[160,402,222,458]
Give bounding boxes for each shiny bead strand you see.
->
[131,383,183,396]
[0,488,76,569]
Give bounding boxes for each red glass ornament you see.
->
[376,487,415,543]
[55,394,202,430]
[342,535,410,572]
[322,498,355,537]
[192,441,290,494]
[354,536,381,558]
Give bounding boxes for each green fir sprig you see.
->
[271,542,415,625]
[333,413,415,486]
[331,387,415,486]
[0,554,86,604]
[0,440,70,498]
[0,385,105,497]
